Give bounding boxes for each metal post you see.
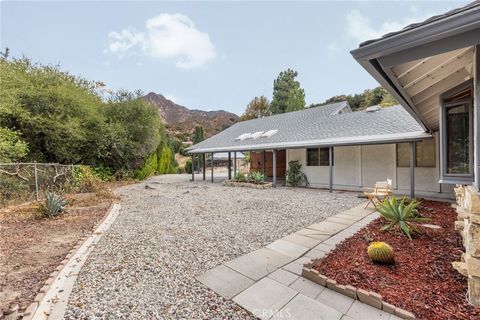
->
[211,153,214,183]
[202,153,206,181]
[410,142,415,199]
[262,151,266,175]
[191,154,195,181]
[234,152,237,176]
[329,146,333,193]
[34,163,39,201]
[228,152,232,180]
[272,150,277,188]
[197,155,200,174]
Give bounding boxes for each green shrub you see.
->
[91,166,113,181]
[234,171,246,182]
[39,191,68,218]
[286,160,309,187]
[136,152,158,180]
[185,159,192,174]
[250,171,266,183]
[158,146,175,174]
[376,196,430,239]
[177,166,186,174]
[71,165,102,192]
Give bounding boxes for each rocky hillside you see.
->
[144,92,238,140]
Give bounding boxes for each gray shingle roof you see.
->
[187,102,431,153]
[359,1,480,47]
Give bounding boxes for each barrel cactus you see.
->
[367,241,395,265]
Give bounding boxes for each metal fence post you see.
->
[34,163,39,201]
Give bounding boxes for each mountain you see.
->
[144,92,239,140]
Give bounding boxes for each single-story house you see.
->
[187,100,452,198]
[187,1,480,202]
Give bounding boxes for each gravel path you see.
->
[65,174,363,319]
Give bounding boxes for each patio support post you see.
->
[234,152,237,176]
[410,141,415,199]
[329,146,333,193]
[228,152,232,180]
[191,154,195,181]
[211,153,214,183]
[202,153,206,181]
[197,155,200,174]
[272,150,277,188]
[262,151,266,175]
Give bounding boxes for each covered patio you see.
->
[350,1,480,306]
[187,102,434,199]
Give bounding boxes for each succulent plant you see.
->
[249,171,266,183]
[367,241,395,265]
[41,191,68,218]
[376,196,430,239]
[234,172,246,182]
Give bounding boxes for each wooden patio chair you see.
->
[363,179,393,209]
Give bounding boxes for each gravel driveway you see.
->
[65,174,362,319]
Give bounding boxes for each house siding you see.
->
[286,133,454,198]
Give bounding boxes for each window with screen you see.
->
[396,140,435,168]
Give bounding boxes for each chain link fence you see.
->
[0,163,78,206]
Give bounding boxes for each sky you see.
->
[1,0,469,115]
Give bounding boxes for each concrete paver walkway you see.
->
[197,204,403,320]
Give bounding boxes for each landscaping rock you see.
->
[65,175,362,319]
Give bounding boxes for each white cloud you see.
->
[105,13,216,69]
[345,7,441,43]
[104,28,146,57]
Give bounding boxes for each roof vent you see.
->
[365,106,381,112]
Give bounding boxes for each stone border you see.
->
[21,203,121,320]
[223,180,273,189]
[302,258,416,319]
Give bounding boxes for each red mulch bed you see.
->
[312,200,480,320]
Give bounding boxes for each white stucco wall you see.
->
[286,134,454,199]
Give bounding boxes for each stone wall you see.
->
[453,185,480,306]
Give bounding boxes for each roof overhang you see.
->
[188,131,432,154]
[351,4,480,132]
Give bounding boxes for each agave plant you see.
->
[376,196,430,239]
[249,171,266,184]
[42,191,68,218]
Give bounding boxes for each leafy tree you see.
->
[191,126,205,171]
[316,86,398,111]
[271,69,305,114]
[192,126,204,144]
[0,127,28,162]
[0,55,163,176]
[240,96,271,121]
[100,90,161,171]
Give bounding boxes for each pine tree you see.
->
[271,69,305,114]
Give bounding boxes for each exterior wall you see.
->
[286,134,454,199]
[250,150,286,177]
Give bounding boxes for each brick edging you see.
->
[223,180,273,189]
[21,202,117,319]
[302,260,415,320]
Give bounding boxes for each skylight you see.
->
[250,131,264,139]
[235,133,252,141]
[234,129,278,142]
[261,129,278,138]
